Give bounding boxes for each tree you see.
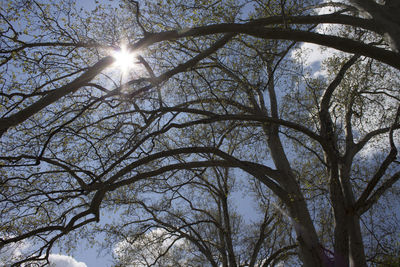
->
[0,0,399,266]
[108,166,296,267]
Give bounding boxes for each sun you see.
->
[112,44,137,73]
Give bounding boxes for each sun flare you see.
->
[112,45,137,73]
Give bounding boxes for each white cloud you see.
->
[291,1,348,77]
[49,254,87,267]
[0,241,87,267]
[0,237,30,265]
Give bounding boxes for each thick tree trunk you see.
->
[347,214,366,267]
[325,158,367,267]
[264,63,324,267]
[267,134,324,267]
[329,168,350,267]
[339,165,367,267]
[286,197,325,267]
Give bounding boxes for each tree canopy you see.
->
[1,0,399,266]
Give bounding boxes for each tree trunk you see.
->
[339,164,367,267]
[267,134,324,267]
[329,165,350,267]
[264,63,324,267]
[286,197,325,267]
